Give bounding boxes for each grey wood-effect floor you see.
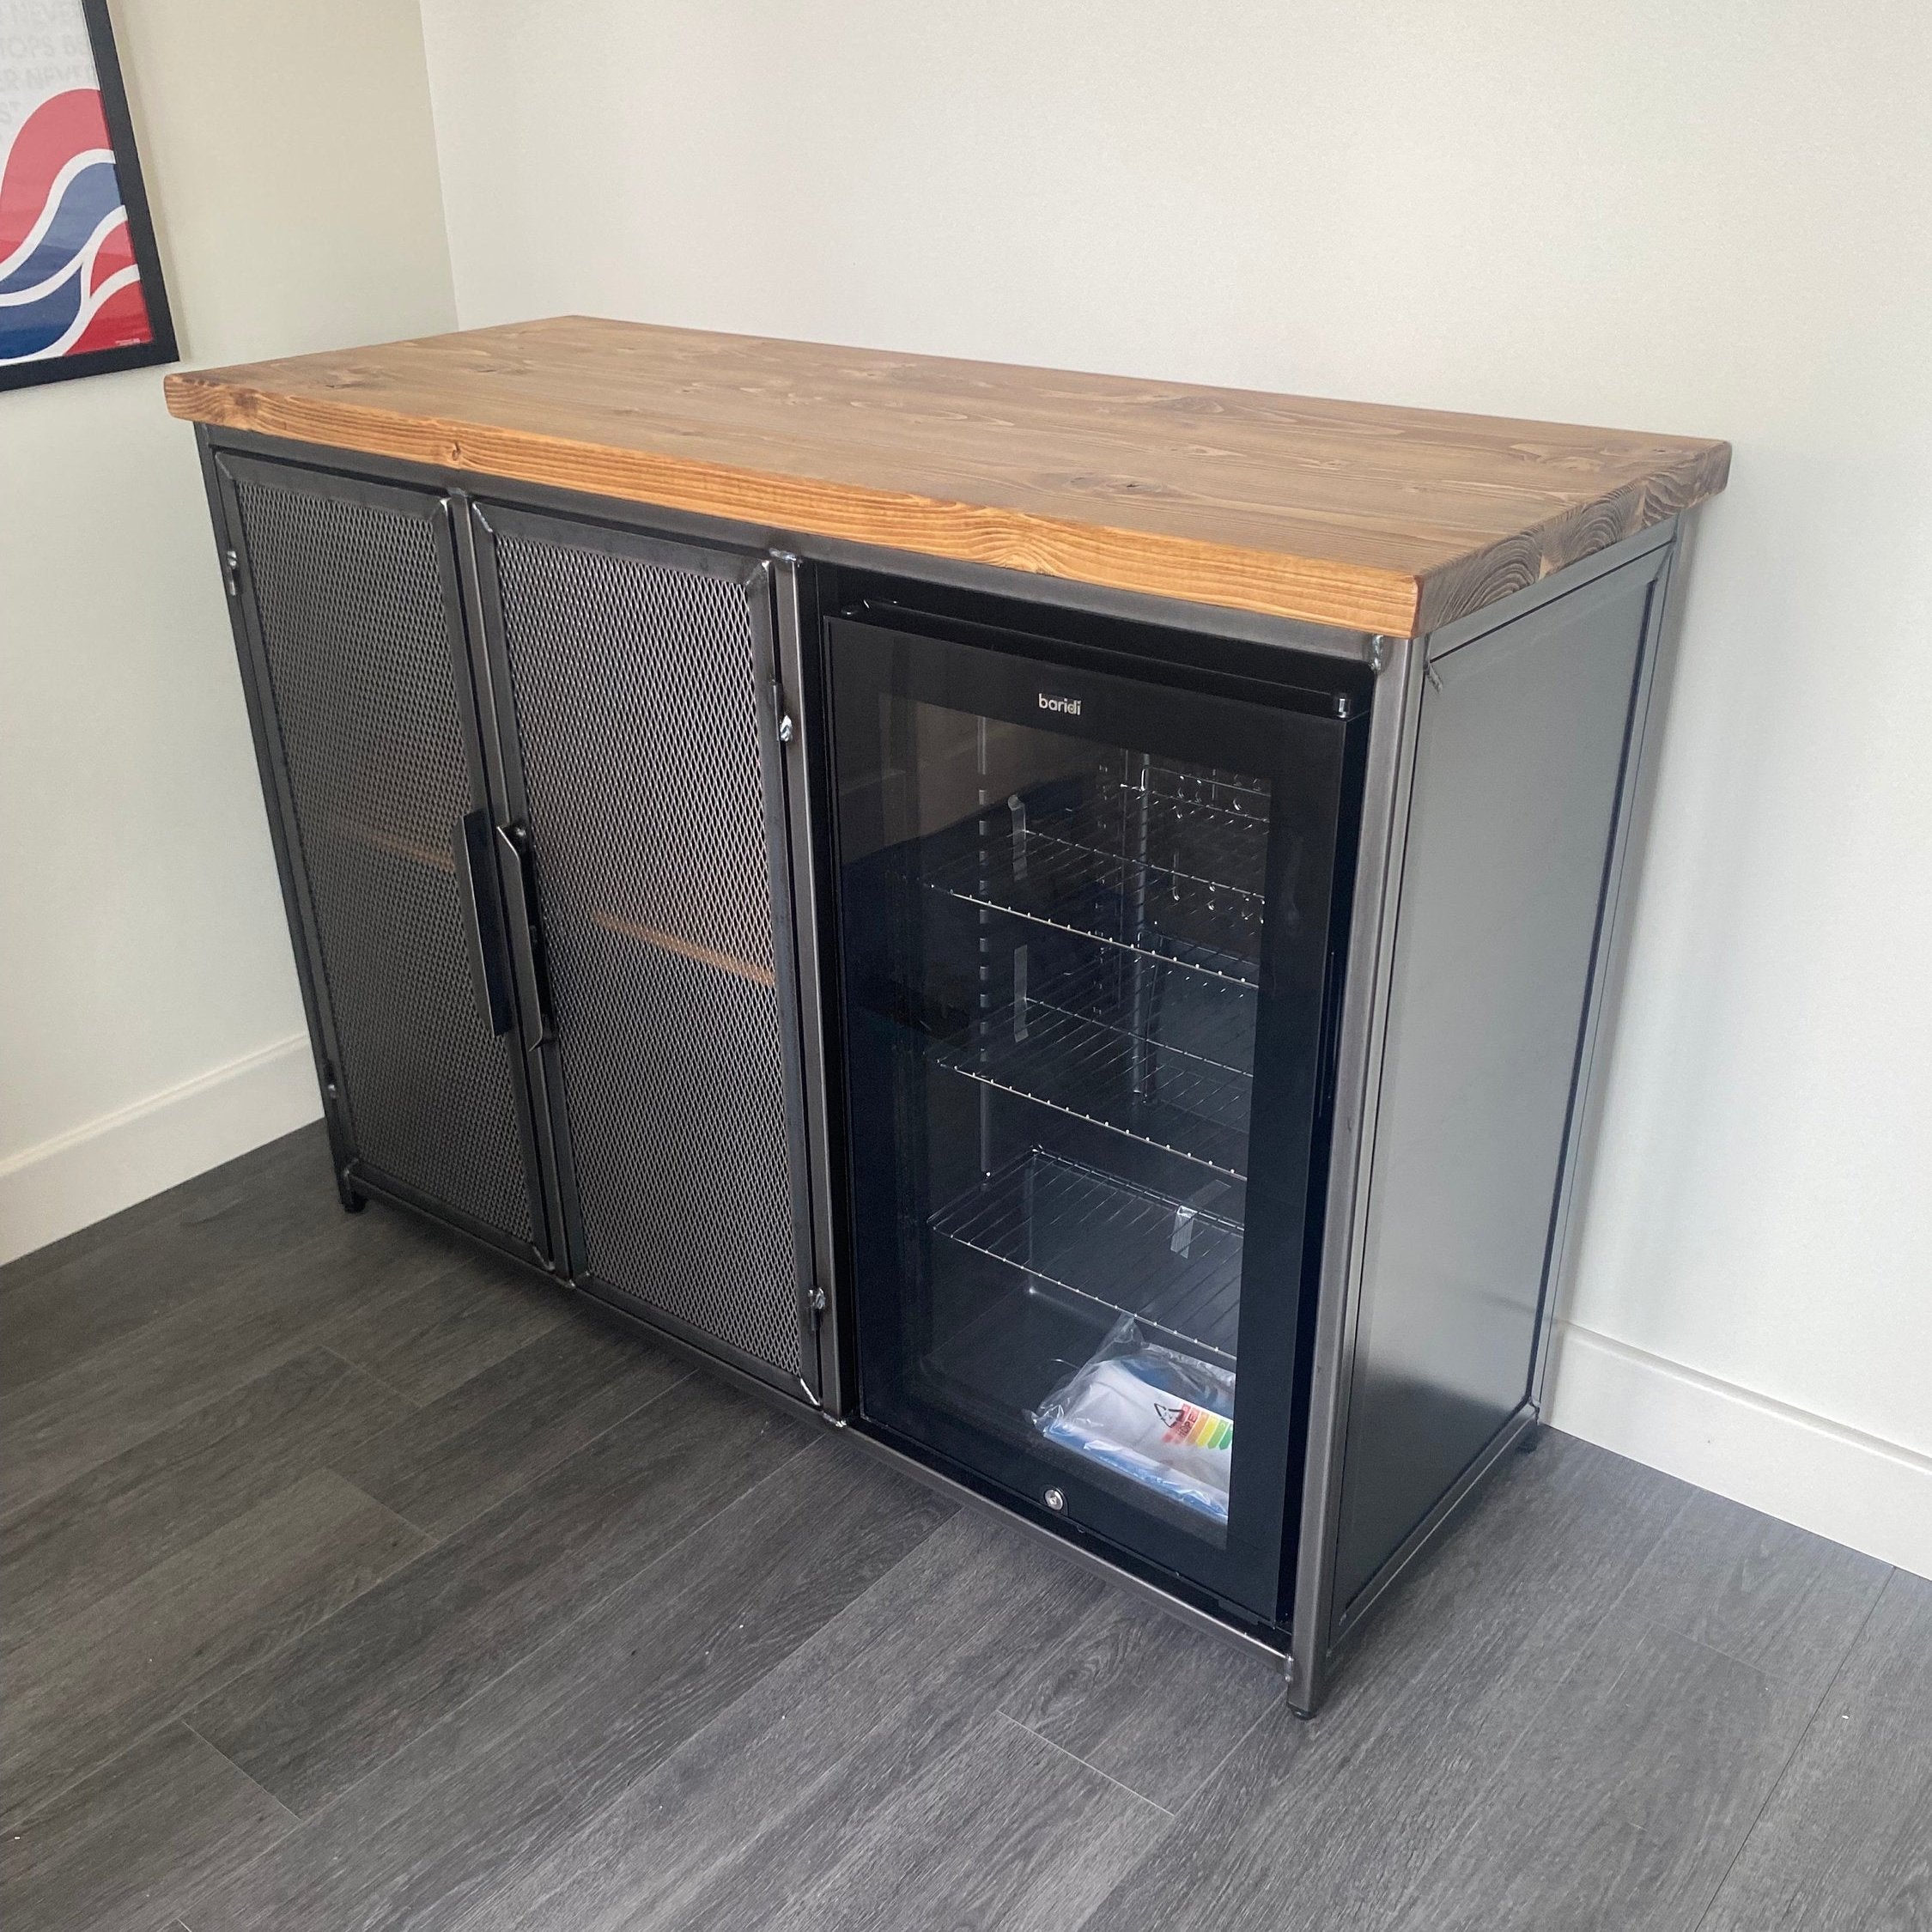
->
[3,1124,1925,1932]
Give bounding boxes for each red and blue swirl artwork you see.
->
[1,84,156,369]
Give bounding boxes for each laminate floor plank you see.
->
[1615,1487,1891,1699]
[306,1242,565,1406]
[451,1510,1111,1932]
[0,1208,462,1515]
[1,1349,411,1656]
[1078,1432,1693,1932]
[1,1207,248,1400]
[1697,1568,1932,1932]
[0,1127,337,1371]
[1387,1619,1816,1932]
[3,1127,367,1400]
[999,1595,1285,1811]
[1,1469,428,1822]
[7,1135,1923,1931]
[781,1706,1166,1932]
[185,1372,813,1816]
[140,1122,343,1263]
[326,1307,683,1536]
[0,1721,295,1932]
[2,1158,206,1297]
[190,1443,950,1932]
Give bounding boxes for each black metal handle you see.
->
[497,821,552,1042]
[457,809,515,1036]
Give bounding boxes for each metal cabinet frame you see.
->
[196,421,1694,1715]
[1289,524,1687,1711]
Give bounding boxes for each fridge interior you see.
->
[871,694,1279,1541]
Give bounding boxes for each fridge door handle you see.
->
[456,808,515,1036]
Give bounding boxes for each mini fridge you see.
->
[826,593,1364,1631]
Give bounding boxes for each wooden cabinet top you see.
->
[165,316,1728,638]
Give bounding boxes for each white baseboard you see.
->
[0,1034,324,1267]
[1546,1319,1932,1582]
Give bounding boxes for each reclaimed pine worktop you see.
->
[164,316,1729,638]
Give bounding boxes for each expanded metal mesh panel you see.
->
[232,471,534,1245]
[492,529,803,1376]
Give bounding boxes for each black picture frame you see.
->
[0,0,178,393]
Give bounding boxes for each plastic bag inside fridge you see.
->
[1031,1314,1235,1522]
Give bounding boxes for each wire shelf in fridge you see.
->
[919,778,1273,989]
[932,999,1251,1178]
[929,1147,1244,1364]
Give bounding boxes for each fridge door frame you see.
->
[823,606,1360,1625]
[464,498,825,1405]
[203,440,551,1267]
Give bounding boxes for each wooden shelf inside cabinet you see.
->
[324,816,455,874]
[312,823,780,993]
[591,911,776,991]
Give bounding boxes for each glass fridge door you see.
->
[830,607,1355,1620]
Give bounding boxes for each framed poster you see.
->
[1,0,175,391]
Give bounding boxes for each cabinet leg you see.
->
[337,1168,367,1214]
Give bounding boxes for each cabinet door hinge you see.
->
[222,548,243,599]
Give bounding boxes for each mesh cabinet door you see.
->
[216,454,543,1255]
[471,506,816,1394]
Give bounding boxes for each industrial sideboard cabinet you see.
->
[167,319,1728,1712]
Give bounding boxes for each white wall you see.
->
[0,0,454,1260]
[418,0,1932,1571]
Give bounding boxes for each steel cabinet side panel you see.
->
[1331,555,1661,1613]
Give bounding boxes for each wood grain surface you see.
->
[164,318,1729,637]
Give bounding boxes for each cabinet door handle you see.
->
[456,808,515,1036]
[497,821,552,1042]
